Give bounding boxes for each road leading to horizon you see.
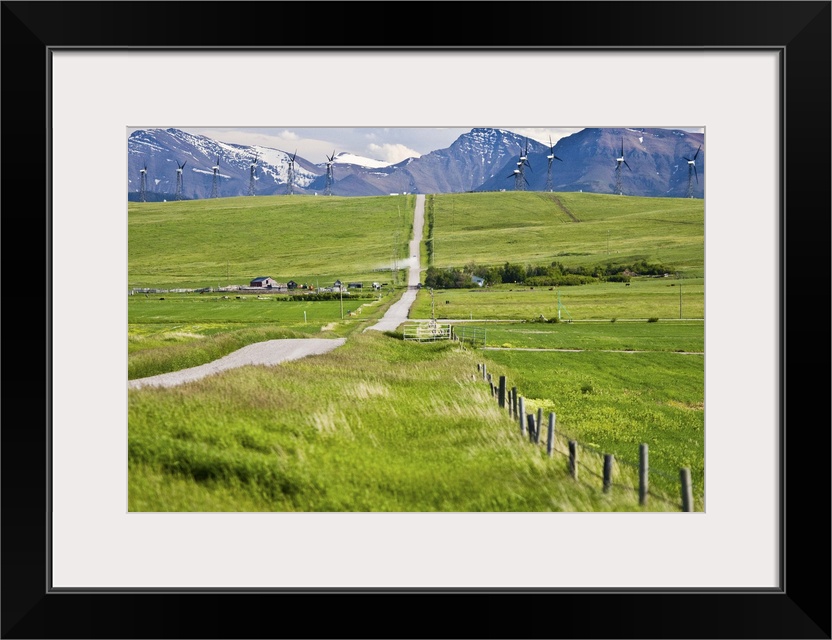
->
[365,193,425,333]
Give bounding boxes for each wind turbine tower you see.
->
[175,160,186,201]
[210,156,220,198]
[139,162,148,202]
[324,150,336,196]
[248,152,258,196]
[517,138,532,191]
[545,136,563,192]
[507,139,531,191]
[614,137,631,195]
[286,150,297,195]
[683,145,701,198]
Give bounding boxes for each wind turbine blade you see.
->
[683,156,691,162]
[554,155,562,162]
[623,160,631,171]
[694,145,701,159]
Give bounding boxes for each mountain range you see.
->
[127,127,704,201]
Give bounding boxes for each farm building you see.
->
[250,276,278,288]
[348,282,363,289]
[287,280,298,290]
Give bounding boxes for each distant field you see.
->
[128,293,372,326]
[463,320,704,352]
[128,194,415,289]
[428,191,704,277]
[410,278,704,321]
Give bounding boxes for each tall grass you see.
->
[128,332,688,512]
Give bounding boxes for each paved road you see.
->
[365,193,425,333]
[128,338,347,389]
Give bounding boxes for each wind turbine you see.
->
[683,145,701,198]
[545,136,563,192]
[614,137,631,195]
[518,138,532,191]
[210,156,220,198]
[508,138,532,191]
[248,152,258,196]
[139,161,148,202]
[324,150,336,196]
[286,150,297,195]
[175,160,186,200]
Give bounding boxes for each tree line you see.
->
[424,259,674,289]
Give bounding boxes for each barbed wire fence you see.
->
[476,363,697,512]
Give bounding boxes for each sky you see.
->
[128,126,703,166]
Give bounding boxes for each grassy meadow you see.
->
[128,190,705,512]
[128,194,415,289]
[129,332,694,512]
[427,191,704,277]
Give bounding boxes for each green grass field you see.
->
[129,194,415,289]
[129,332,692,512]
[410,278,704,321]
[428,191,704,277]
[128,191,705,512]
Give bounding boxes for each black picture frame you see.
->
[3,2,829,638]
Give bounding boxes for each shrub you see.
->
[647,317,659,323]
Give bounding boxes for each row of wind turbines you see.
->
[508,136,701,198]
[137,137,701,202]
[506,135,563,192]
[138,148,337,202]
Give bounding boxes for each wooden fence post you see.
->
[536,408,543,444]
[482,364,487,381]
[569,440,578,479]
[639,443,648,506]
[680,468,693,512]
[526,414,536,443]
[498,376,506,409]
[603,454,614,493]
[511,387,517,419]
[546,413,556,458]
[518,397,525,436]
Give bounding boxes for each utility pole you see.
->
[679,282,682,319]
[339,282,344,319]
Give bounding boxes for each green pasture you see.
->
[478,348,704,507]
[128,194,414,289]
[128,293,373,325]
[129,332,691,512]
[127,291,397,378]
[410,278,704,321]
[459,320,704,352]
[428,191,704,276]
[127,190,704,512]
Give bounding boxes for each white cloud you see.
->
[367,143,421,164]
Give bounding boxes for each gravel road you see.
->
[128,338,346,389]
[130,195,425,390]
[364,193,425,333]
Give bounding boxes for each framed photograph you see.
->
[4,1,829,638]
